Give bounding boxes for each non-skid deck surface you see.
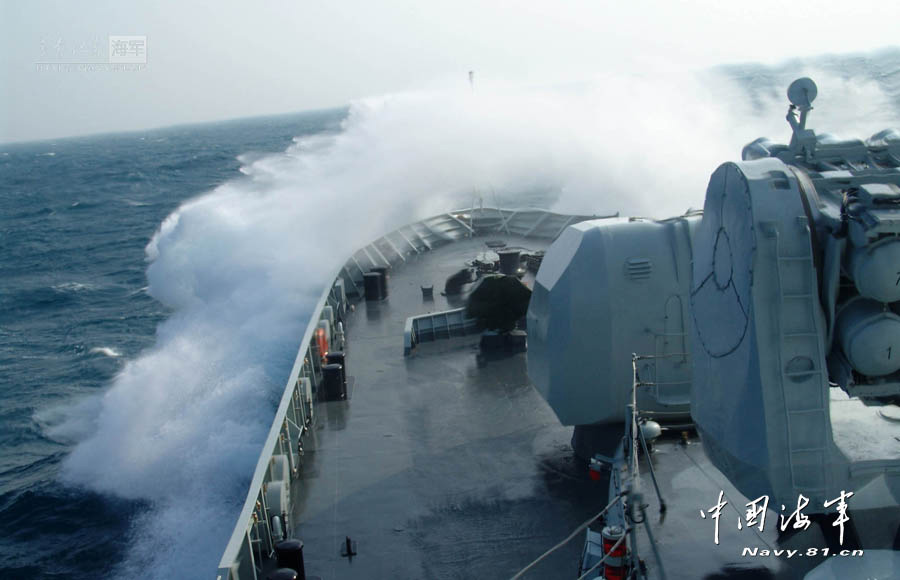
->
[288,236,609,579]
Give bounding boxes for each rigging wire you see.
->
[574,530,629,580]
[508,493,624,580]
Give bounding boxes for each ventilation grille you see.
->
[625,258,652,281]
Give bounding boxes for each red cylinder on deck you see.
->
[601,525,626,557]
[600,525,627,579]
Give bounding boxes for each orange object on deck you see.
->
[316,327,329,360]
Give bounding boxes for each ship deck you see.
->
[284,235,610,579]
[264,230,900,580]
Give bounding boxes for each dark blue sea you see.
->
[0,109,345,579]
[1,50,898,580]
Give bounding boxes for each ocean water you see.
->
[1,50,899,580]
[0,110,346,578]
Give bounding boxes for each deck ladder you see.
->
[771,224,829,498]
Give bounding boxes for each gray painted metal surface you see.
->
[216,207,599,579]
[692,85,900,515]
[403,307,480,355]
[527,214,699,426]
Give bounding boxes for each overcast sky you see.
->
[1,0,899,144]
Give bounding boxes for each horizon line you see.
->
[0,103,351,148]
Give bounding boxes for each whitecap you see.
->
[54,281,95,292]
[89,346,122,358]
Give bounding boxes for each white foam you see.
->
[89,346,122,358]
[49,69,893,579]
[54,281,95,292]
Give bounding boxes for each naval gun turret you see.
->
[528,78,900,514]
[527,214,699,426]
